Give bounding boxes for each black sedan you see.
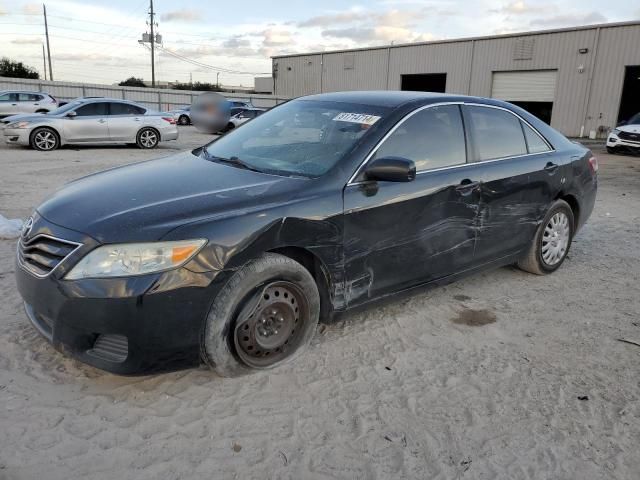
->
[15,91,598,376]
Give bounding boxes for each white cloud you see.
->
[492,1,553,15]
[11,38,42,45]
[530,11,607,27]
[160,9,203,23]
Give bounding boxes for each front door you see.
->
[0,92,19,116]
[343,104,480,306]
[63,102,110,142]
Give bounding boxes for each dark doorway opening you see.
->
[401,73,447,93]
[617,66,640,125]
[509,101,553,124]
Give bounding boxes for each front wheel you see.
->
[606,146,616,154]
[517,199,574,275]
[203,253,320,377]
[30,127,59,151]
[136,127,159,149]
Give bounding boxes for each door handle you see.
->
[455,179,480,194]
[133,117,141,121]
[544,162,559,173]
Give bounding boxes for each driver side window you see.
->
[372,105,467,172]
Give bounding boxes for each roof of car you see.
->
[299,90,493,108]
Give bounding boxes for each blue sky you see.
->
[1,0,638,87]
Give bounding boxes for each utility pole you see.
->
[149,0,155,87]
[42,44,47,81]
[216,72,220,88]
[43,4,53,80]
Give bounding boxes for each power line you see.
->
[156,45,270,75]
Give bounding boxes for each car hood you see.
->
[2,113,50,123]
[619,124,640,133]
[37,151,301,243]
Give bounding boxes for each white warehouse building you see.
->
[272,21,640,138]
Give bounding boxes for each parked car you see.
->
[0,90,58,117]
[607,112,640,154]
[3,98,178,151]
[15,91,597,376]
[223,107,266,132]
[170,105,191,126]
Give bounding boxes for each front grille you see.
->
[88,334,128,363]
[18,234,81,277]
[618,131,640,143]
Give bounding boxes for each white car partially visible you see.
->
[607,113,640,154]
[0,90,58,117]
[223,107,266,132]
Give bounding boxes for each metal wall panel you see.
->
[387,42,474,93]
[469,29,597,135]
[583,25,640,136]
[273,55,322,97]
[321,49,389,92]
[491,70,558,102]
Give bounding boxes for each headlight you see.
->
[65,239,206,280]
[7,121,31,129]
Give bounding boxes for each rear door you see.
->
[463,104,558,264]
[63,102,110,142]
[107,102,146,141]
[343,104,482,305]
[17,93,43,113]
[0,92,19,116]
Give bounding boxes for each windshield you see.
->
[49,101,83,115]
[628,113,640,125]
[204,100,389,177]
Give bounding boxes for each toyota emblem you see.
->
[22,216,34,239]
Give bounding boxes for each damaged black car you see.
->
[15,91,598,375]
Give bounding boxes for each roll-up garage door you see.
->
[491,70,557,102]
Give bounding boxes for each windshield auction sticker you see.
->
[333,113,381,125]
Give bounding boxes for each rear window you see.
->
[466,106,527,161]
[521,122,551,154]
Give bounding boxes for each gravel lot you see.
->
[0,127,639,480]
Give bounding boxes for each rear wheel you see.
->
[517,199,574,275]
[203,253,320,377]
[30,127,59,151]
[178,115,189,126]
[136,127,159,149]
[224,122,235,133]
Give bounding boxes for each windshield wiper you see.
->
[201,150,264,173]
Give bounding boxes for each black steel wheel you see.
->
[234,281,309,368]
[178,115,190,126]
[203,253,320,377]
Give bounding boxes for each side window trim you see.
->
[347,101,555,186]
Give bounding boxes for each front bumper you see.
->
[4,128,30,145]
[607,134,640,150]
[15,216,226,375]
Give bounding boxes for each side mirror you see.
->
[66,111,77,118]
[364,156,416,183]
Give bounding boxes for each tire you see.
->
[30,127,60,151]
[203,253,320,377]
[35,109,49,114]
[178,115,189,126]
[606,146,616,154]
[517,199,574,275]
[136,127,159,149]
[224,123,235,132]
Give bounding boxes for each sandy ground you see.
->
[0,128,639,480]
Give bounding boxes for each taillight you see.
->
[162,117,176,124]
[588,156,598,174]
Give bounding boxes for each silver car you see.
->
[0,90,58,117]
[3,98,178,151]
[170,106,191,126]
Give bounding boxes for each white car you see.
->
[223,107,266,132]
[607,113,640,154]
[0,90,58,117]
[170,106,191,125]
[3,98,178,151]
